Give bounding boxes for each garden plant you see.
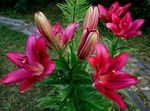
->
[0,1,144,110]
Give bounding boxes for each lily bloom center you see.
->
[98,70,118,83]
[34,64,44,76]
[21,59,44,76]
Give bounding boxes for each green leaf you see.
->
[57,0,89,23]
[81,60,89,70]
[82,98,104,110]
[117,46,134,53]
[54,58,69,70]
[58,84,73,110]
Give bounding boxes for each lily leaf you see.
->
[54,58,69,70]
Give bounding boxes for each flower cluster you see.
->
[98,1,131,23]
[106,12,144,39]
[98,1,144,39]
[0,1,144,110]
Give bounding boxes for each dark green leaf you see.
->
[54,58,69,70]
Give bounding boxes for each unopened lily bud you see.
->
[35,11,57,50]
[77,29,98,60]
[83,6,99,31]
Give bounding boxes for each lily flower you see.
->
[106,12,144,39]
[77,29,98,60]
[88,43,138,110]
[83,6,99,31]
[98,1,131,23]
[35,11,79,49]
[52,22,79,48]
[0,35,55,92]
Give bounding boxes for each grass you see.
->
[0,25,27,76]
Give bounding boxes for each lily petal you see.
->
[35,36,55,80]
[95,43,110,73]
[6,52,26,68]
[19,76,37,92]
[118,3,131,16]
[112,13,120,25]
[106,23,119,34]
[39,58,55,81]
[100,71,138,90]
[35,36,47,61]
[130,19,144,31]
[0,69,33,84]
[95,43,110,65]
[52,22,63,36]
[94,82,126,110]
[88,57,97,70]
[54,33,64,48]
[108,1,120,14]
[64,22,79,40]
[98,4,108,18]
[123,31,142,38]
[110,52,128,71]
[119,12,132,33]
[26,35,39,66]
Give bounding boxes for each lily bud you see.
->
[83,6,99,31]
[77,29,98,60]
[35,11,57,50]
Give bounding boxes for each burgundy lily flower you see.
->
[35,11,79,49]
[106,12,144,39]
[0,35,55,92]
[88,43,138,110]
[77,29,98,60]
[98,1,131,23]
[83,6,99,31]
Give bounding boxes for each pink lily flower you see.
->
[88,43,138,110]
[0,35,55,92]
[35,11,79,49]
[77,29,98,60]
[98,1,131,23]
[52,22,79,48]
[83,6,99,31]
[106,12,144,39]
